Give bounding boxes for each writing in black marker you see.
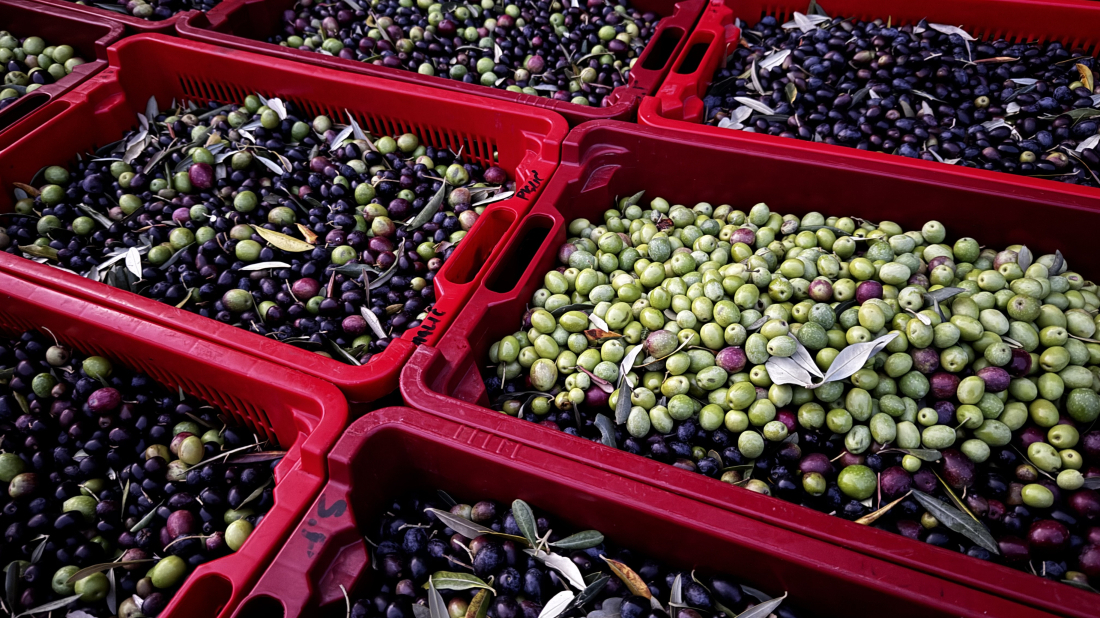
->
[515,169,543,200]
[412,307,446,346]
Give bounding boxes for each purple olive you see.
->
[880,466,913,498]
[807,278,833,301]
[1028,520,1070,557]
[976,366,1010,392]
[1006,348,1032,377]
[799,452,834,476]
[728,228,755,246]
[715,346,747,373]
[939,449,976,489]
[855,280,883,304]
[910,348,940,374]
[929,372,960,400]
[87,387,122,413]
[188,163,214,190]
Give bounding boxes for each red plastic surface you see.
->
[175,0,705,126]
[0,270,348,618]
[23,0,239,35]
[639,0,1100,200]
[401,120,1100,617]
[229,407,1060,618]
[0,34,566,403]
[0,0,123,138]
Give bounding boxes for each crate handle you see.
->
[653,2,740,123]
[627,0,705,92]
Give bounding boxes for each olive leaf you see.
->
[361,307,388,339]
[784,82,798,104]
[406,181,448,231]
[622,190,646,208]
[6,561,19,612]
[471,190,514,208]
[569,573,610,611]
[254,226,315,252]
[855,490,912,525]
[425,508,494,540]
[931,470,980,523]
[912,490,999,555]
[768,331,897,389]
[107,567,118,616]
[1078,63,1095,93]
[928,23,975,40]
[76,203,113,229]
[550,304,596,318]
[512,499,540,547]
[145,95,159,122]
[758,49,789,71]
[733,97,775,115]
[527,549,587,590]
[466,589,492,618]
[550,530,605,551]
[1083,477,1100,490]
[369,244,404,290]
[594,413,618,448]
[539,590,576,618]
[1051,250,1066,275]
[669,574,683,609]
[240,261,292,272]
[65,560,155,585]
[583,330,622,346]
[226,450,286,464]
[735,593,787,618]
[614,344,646,424]
[900,448,942,462]
[159,243,194,271]
[130,501,165,532]
[437,490,458,508]
[1062,579,1100,594]
[13,593,82,617]
[333,263,381,277]
[428,577,448,618]
[425,572,495,592]
[236,477,274,509]
[324,336,362,366]
[587,597,622,618]
[29,535,49,564]
[19,245,58,261]
[588,313,611,332]
[601,556,651,598]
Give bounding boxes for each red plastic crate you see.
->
[23,0,240,35]
[175,0,705,126]
[226,407,1057,618]
[0,34,566,403]
[638,0,1100,201]
[0,270,348,618]
[400,120,1100,617]
[0,0,123,137]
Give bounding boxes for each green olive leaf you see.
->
[254,226,315,252]
[816,331,898,385]
[324,336,362,366]
[511,499,540,547]
[593,414,617,449]
[622,190,645,208]
[405,181,448,231]
[237,477,274,509]
[734,592,787,618]
[65,559,156,585]
[368,244,404,291]
[466,589,493,618]
[76,203,114,229]
[29,535,49,564]
[614,344,646,424]
[550,530,605,551]
[900,448,942,462]
[226,450,287,464]
[931,470,979,523]
[18,245,58,261]
[425,508,494,540]
[911,490,1000,555]
[424,571,495,592]
[428,577,448,618]
[569,573,609,610]
[5,560,19,613]
[130,501,165,533]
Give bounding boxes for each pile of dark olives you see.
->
[703,14,1100,188]
[0,330,277,616]
[70,0,220,21]
[0,32,86,111]
[351,492,802,618]
[269,0,662,107]
[488,196,1100,591]
[3,95,512,365]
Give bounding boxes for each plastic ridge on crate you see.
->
[24,0,240,35]
[0,33,566,403]
[400,119,1100,618]
[638,0,1100,201]
[174,0,705,126]
[0,0,124,138]
[224,406,1063,618]
[0,270,349,618]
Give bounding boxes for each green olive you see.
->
[837,465,876,500]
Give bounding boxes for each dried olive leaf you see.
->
[528,550,586,590]
[784,82,797,104]
[297,223,319,244]
[539,590,576,618]
[735,592,787,618]
[425,572,495,592]
[239,261,292,272]
[1078,63,1095,93]
[130,501,165,532]
[254,226,315,252]
[911,490,999,555]
[614,344,645,424]
[817,332,898,384]
[428,578,448,618]
[584,329,622,345]
[466,589,492,618]
[551,530,605,551]
[594,413,617,448]
[551,304,596,318]
[855,490,912,525]
[76,203,114,229]
[578,366,613,392]
[932,470,979,523]
[425,508,494,540]
[601,556,651,598]
[65,560,156,585]
[707,449,724,468]
[14,593,82,617]
[1017,246,1033,271]
[19,245,58,261]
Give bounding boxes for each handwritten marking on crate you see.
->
[516,169,544,200]
[411,307,447,346]
[301,494,348,557]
